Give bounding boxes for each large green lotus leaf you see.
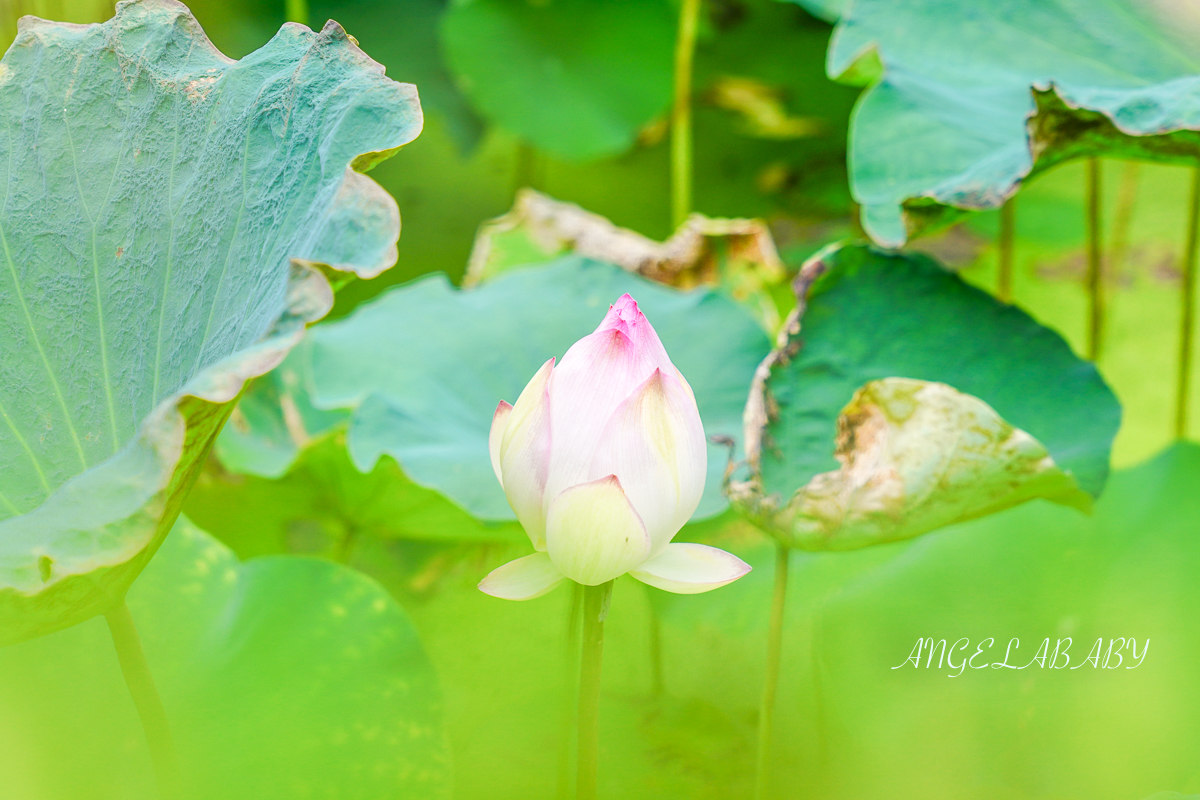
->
[306,256,773,522]
[439,0,675,160]
[751,244,1119,514]
[0,0,421,646]
[681,444,1200,798]
[370,444,1200,798]
[0,516,450,800]
[770,443,1200,798]
[828,0,1200,245]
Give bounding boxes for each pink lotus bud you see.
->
[481,294,751,600]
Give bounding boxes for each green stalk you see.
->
[1175,166,1200,439]
[106,601,181,800]
[1085,158,1104,362]
[557,583,584,800]
[577,580,614,800]
[648,593,665,696]
[1108,161,1141,281]
[754,544,790,800]
[997,198,1015,303]
[285,0,309,25]
[671,0,701,231]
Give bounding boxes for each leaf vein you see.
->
[0,96,89,473]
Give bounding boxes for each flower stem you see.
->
[648,593,665,696]
[577,580,613,800]
[1085,157,1104,362]
[997,198,1014,303]
[1109,161,1141,281]
[1176,166,1200,439]
[754,544,790,800]
[558,583,584,800]
[105,601,181,800]
[671,0,701,231]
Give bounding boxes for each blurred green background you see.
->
[1,1,1198,799]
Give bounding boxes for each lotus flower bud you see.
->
[480,294,751,600]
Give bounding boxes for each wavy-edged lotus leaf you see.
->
[0,0,421,646]
[738,243,1119,547]
[305,256,772,522]
[733,377,1090,550]
[829,0,1200,245]
[0,516,451,799]
[440,0,675,160]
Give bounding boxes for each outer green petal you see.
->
[629,542,751,594]
[489,400,512,486]
[478,552,565,601]
[545,475,651,586]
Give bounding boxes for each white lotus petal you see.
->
[544,332,654,500]
[544,296,677,510]
[489,400,513,486]
[674,364,697,405]
[478,552,566,600]
[500,358,554,549]
[588,368,707,554]
[545,475,652,585]
[629,543,751,594]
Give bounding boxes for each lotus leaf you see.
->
[732,377,1090,550]
[0,516,451,799]
[744,244,1120,541]
[830,0,1200,245]
[0,0,421,645]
